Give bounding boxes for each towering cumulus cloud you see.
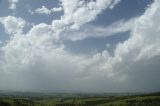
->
[0,0,159,92]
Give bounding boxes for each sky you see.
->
[0,0,160,93]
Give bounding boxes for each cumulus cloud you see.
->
[34,6,62,15]
[35,6,51,15]
[8,0,19,10]
[0,0,160,92]
[52,0,121,31]
[0,16,26,34]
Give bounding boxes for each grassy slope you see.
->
[98,96,160,106]
[0,92,160,106]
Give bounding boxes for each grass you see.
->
[0,92,160,106]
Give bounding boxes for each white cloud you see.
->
[52,0,121,31]
[0,0,160,92]
[60,18,135,41]
[0,16,26,35]
[51,7,63,12]
[114,0,160,62]
[35,6,51,15]
[34,6,62,15]
[8,0,19,10]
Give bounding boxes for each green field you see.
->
[0,92,160,106]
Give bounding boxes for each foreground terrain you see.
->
[0,91,160,106]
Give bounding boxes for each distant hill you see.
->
[0,91,160,106]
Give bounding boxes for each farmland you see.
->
[0,91,160,106]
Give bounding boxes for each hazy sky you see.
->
[0,0,160,93]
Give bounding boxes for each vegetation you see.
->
[0,92,160,106]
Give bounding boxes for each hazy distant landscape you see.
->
[0,91,160,106]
